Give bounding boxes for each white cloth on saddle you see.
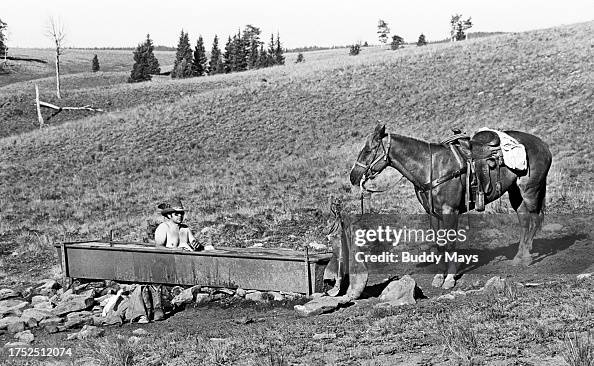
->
[478,128,527,171]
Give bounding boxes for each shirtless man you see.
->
[155,198,197,250]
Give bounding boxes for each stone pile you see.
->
[1,279,302,347]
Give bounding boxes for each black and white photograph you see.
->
[0,0,593,364]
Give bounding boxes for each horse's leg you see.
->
[442,211,459,290]
[431,217,446,288]
[512,182,545,265]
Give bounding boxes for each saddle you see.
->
[441,129,504,212]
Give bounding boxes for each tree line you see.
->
[129,25,285,83]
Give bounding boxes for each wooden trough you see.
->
[55,241,332,295]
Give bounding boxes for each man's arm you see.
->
[154,223,167,247]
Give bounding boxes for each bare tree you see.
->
[46,17,65,99]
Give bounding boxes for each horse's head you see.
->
[349,124,391,187]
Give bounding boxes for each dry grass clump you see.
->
[563,332,593,366]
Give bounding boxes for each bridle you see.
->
[354,134,391,193]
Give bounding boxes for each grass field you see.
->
[1,22,592,250]
[0,21,593,365]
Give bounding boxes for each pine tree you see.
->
[257,44,269,68]
[208,35,224,75]
[144,34,160,74]
[223,36,234,73]
[267,33,276,66]
[128,39,152,83]
[377,20,390,44]
[233,30,247,71]
[242,25,261,69]
[295,53,304,63]
[417,34,427,46]
[390,35,404,50]
[192,35,208,76]
[0,18,7,58]
[91,54,100,72]
[274,32,285,65]
[172,30,193,78]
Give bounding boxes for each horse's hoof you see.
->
[432,274,444,288]
[442,275,456,290]
[512,255,532,266]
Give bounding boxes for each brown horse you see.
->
[349,124,552,289]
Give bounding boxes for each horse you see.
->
[349,124,552,289]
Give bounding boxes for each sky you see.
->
[2,0,593,49]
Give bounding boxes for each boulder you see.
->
[267,292,285,302]
[577,273,592,281]
[24,317,38,329]
[14,330,34,344]
[294,296,351,317]
[7,321,25,334]
[52,296,94,317]
[377,275,421,307]
[66,325,104,340]
[31,295,50,305]
[235,288,247,297]
[0,289,20,301]
[171,286,201,307]
[38,279,61,296]
[39,317,62,327]
[21,308,55,322]
[0,316,24,330]
[45,325,60,334]
[0,299,29,317]
[245,291,268,302]
[33,301,53,310]
[194,293,211,305]
[132,328,149,336]
[484,276,506,293]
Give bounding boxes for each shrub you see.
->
[349,44,360,56]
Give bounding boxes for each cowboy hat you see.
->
[157,197,186,216]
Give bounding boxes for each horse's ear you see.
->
[373,124,387,139]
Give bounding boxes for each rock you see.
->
[14,330,34,344]
[245,291,267,302]
[21,308,55,322]
[7,321,25,334]
[63,318,86,330]
[0,289,20,301]
[45,325,59,334]
[313,332,336,340]
[171,285,201,307]
[66,325,104,340]
[309,242,327,251]
[39,317,62,327]
[194,293,211,305]
[24,317,38,329]
[267,292,284,302]
[31,295,50,305]
[294,296,351,317]
[132,328,149,336]
[4,341,30,348]
[52,296,94,316]
[38,279,60,296]
[577,273,592,281]
[235,288,246,297]
[0,299,29,317]
[310,292,325,299]
[251,243,264,248]
[377,275,420,307]
[0,316,24,330]
[436,294,456,301]
[33,301,53,310]
[96,294,113,307]
[484,276,506,293]
[216,288,235,295]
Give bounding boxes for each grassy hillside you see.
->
[0,48,176,87]
[0,22,593,251]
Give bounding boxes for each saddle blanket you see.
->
[478,128,527,170]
